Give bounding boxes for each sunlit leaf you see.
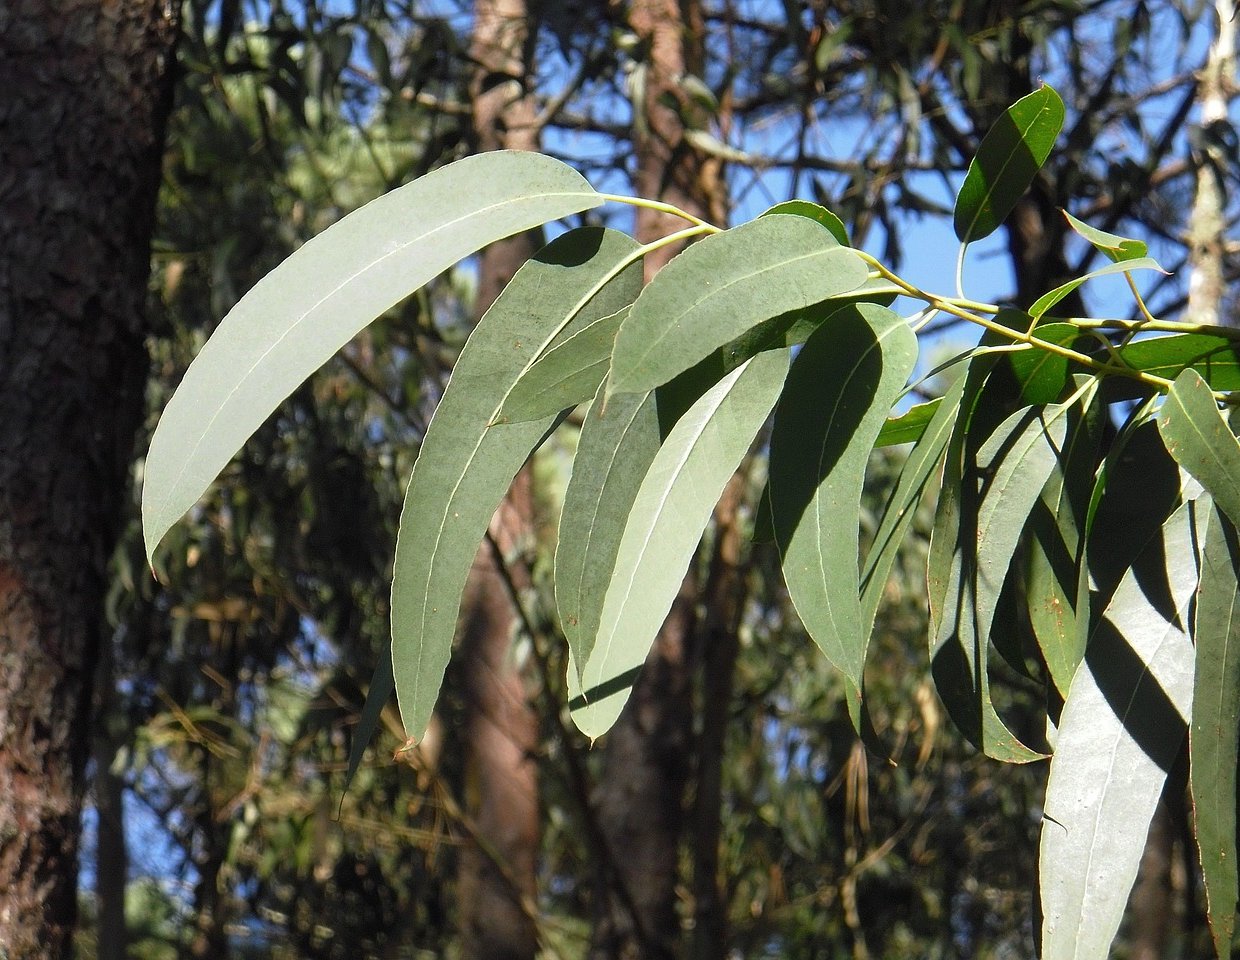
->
[759,199,850,245]
[499,306,629,422]
[608,216,868,395]
[1040,499,1201,960]
[1062,210,1149,263]
[770,304,917,732]
[572,349,789,739]
[1158,368,1240,529]
[556,385,660,679]
[143,151,602,562]
[1028,257,1162,321]
[390,228,641,743]
[1108,334,1240,394]
[1191,504,1240,960]
[874,397,943,447]
[954,85,1065,244]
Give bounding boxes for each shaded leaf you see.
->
[770,304,918,732]
[954,85,1065,244]
[1191,503,1240,960]
[556,385,661,679]
[390,228,641,743]
[1007,322,1080,404]
[143,151,602,561]
[572,349,789,739]
[1109,334,1240,394]
[1040,499,1201,960]
[343,645,393,797]
[608,215,868,395]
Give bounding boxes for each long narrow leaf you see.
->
[1192,504,1240,960]
[608,216,867,396]
[1159,368,1240,528]
[1040,499,1201,960]
[143,152,602,561]
[770,304,917,731]
[390,228,641,743]
[1029,257,1162,322]
[556,385,661,678]
[572,349,790,739]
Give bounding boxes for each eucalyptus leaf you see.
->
[954,85,1065,244]
[390,227,641,744]
[1108,334,1240,394]
[556,385,661,679]
[759,199,849,245]
[770,304,917,732]
[1040,499,1201,960]
[343,644,393,796]
[1063,210,1149,263]
[1191,504,1240,960]
[1007,322,1080,404]
[1158,368,1240,529]
[143,151,602,562]
[572,349,789,739]
[1028,257,1162,321]
[874,397,943,448]
[608,215,868,396]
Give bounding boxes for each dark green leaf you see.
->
[770,304,917,733]
[1028,257,1162,322]
[1111,334,1240,393]
[343,645,393,797]
[1007,323,1080,404]
[954,86,1065,244]
[874,397,943,447]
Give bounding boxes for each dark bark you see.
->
[453,4,543,954]
[0,0,177,954]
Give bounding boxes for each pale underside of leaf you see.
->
[608,215,868,396]
[1040,499,1201,960]
[571,349,790,739]
[143,151,602,562]
[390,227,642,744]
[770,304,918,732]
[556,384,661,679]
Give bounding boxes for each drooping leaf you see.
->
[1040,499,1201,960]
[759,199,850,245]
[1158,368,1240,529]
[1028,257,1163,322]
[1026,388,1105,696]
[874,397,943,447]
[953,85,1065,244]
[861,374,966,634]
[931,402,1067,762]
[1110,334,1240,396]
[1062,210,1149,263]
[608,215,868,396]
[572,349,789,739]
[1191,504,1240,960]
[343,645,393,797]
[143,151,602,562]
[499,306,629,423]
[390,228,641,743]
[770,304,918,732]
[556,385,661,679]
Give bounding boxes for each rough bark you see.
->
[590,0,729,955]
[0,0,177,954]
[453,2,543,955]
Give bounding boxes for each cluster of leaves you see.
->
[143,84,1240,958]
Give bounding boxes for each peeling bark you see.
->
[0,0,177,953]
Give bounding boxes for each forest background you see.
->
[2,0,1238,957]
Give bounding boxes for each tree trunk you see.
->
[453,2,543,955]
[590,0,729,955]
[0,1,176,954]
